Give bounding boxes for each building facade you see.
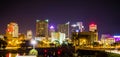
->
[36,20,48,37]
[72,31,95,46]
[71,22,84,32]
[89,23,98,41]
[51,32,65,44]
[27,30,33,40]
[57,23,68,38]
[49,26,55,37]
[6,22,19,38]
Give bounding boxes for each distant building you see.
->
[71,24,79,32]
[101,35,120,45]
[89,23,98,41]
[0,35,4,38]
[19,33,26,40]
[76,22,84,32]
[89,23,97,32]
[71,22,85,32]
[6,22,19,38]
[27,30,33,40]
[51,32,65,44]
[0,34,4,40]
[49,26,55,37]
[57,23,69,38]
[36,19,49,37]
[71,31,95,46]
[101,34,115,47]
[113,35,120,42]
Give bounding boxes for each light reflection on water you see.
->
[0,52,28,57]
[6,53,19,57]
[2,52,50,57]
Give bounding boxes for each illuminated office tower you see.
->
[49,26,55,37]
[27,30,33,40]
[57,23,69,38]
[89,23,98,41]
[76,22,84,32]
[51,32,65,44]
[89,23,97,32]
[6,22,19,38]
[36,19,49,37]
[71,22,84,32]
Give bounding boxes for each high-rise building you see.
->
[57,23,69,38]
[89,23,97,32]
[36,19,49,37]
[71,22,84,32]
[6,22,19,38]
[27,30,33,40]
[76,22,84,32]
[51,32,65,44]
[49,26,55,37]
[89,23,98,41]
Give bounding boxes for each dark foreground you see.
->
[0,47,120,57]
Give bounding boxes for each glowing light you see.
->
[36,20,40,22]
[9,53,11,57]
[82,26,84,28]
[16,55,37,57]
[113,35,120,38]
[105,50,120,54]
[90,24,96,27]
[50,26,54,29]
[71,24,77,27]
[44,49,47,53]
[31,40,37,45]
[16,53,19,56]
[45,19,49,22]
[76,30,79,32]
[115,38,120,41]
[66,21,70,24]
[57,50,61,55]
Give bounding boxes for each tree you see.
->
[0,39,7,49]
[92,42,99,47]
[20,40,31,49]
[53,40,60,47]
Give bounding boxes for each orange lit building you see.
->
[6,22,19,38]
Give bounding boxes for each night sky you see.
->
[0,0,120,37]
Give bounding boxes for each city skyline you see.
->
[0,0,120,36]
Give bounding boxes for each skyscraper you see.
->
[27,30,33,40]
[57,23,69,38]
[49,25,55,37]
[6,22,19,38]
[76,22,84,32]
[36,19,48,37]
[71,22,84,32]
[89,23,98,41]
[89,23,97,32]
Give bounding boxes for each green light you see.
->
[36,20,40,22]
[45,19,49,22]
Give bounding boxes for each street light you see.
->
[31,39,37,49]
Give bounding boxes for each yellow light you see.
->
[8,41,12,44]
[9,53,11,57]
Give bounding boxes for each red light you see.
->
[57,50,61,55]
[44,49,47,53]
[44,54,47,56]
[90,23,96,27]
[91,24,95,26]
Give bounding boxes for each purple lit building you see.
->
[49,25,55,37]
[113,35,120,42]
